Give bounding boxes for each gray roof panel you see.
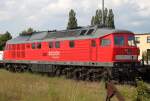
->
[7,35,31,44]
[7,26,134,44]
[29,31,48,40]
[45,30,81,39]
[95,28,133,37]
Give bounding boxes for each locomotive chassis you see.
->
[2,60,142,82]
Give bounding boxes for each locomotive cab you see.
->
[112,33,139,66]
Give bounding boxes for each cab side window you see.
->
[100,39,111,46]
[114,36,124,46]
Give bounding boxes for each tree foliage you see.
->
[142,51,150,60]
[91,16,95,26]
[142,51,150,64]
[91,8,115,28]
[20,27,35,35]
[92,9,102,25]
[135,80,150,101]
[0,31,12,50]
[67,9,78,29]
[106,9,115,28]
[104,8,108,25]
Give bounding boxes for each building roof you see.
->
[7,26,133,44]
[135,33,150,35]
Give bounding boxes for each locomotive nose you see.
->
[114,47,138,61]
[125,48,132,55]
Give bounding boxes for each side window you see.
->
[49,42,53,48]
[32,43,36,49]
[87,29,94,35]
[101,39,111,46]
[69,41,75,48]
[135,37,140,44]
[80,30,87,36]
[37,43,41,49]
[91,40,96,47]
[147,36,150,43]
[55,41,60,48]
[114,36,125,46]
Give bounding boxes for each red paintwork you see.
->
[3,33,139,63]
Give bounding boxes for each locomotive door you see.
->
[91,40,97,61]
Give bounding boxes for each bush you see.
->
[135,80,150,101]
[142,51,150,62]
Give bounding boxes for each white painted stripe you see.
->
[115,55,137,60]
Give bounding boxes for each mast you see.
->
[102,0,104,25]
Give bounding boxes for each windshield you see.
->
[128,36,136,46]
[114,36,125,46]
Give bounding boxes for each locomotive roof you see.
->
[7,26,133,44]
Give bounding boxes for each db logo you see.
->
[48,51,60,59]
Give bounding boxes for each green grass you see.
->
[0,70,142,101]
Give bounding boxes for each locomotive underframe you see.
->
[2,60,144,83]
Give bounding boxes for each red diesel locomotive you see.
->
[3,26,140,81]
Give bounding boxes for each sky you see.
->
[0,0,150,37]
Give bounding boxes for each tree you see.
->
[67,9,78,29]
[95,9,102,25]
[104,8,108,24]
[135,80,150,101]
[91,8,115,28]
[106,9,115,28]
[91,9,102,25]
[27,27,34,33]
[20,30,27,35]
[142,50,150,64]
[20,27,35,35]
[0,31,12,50]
